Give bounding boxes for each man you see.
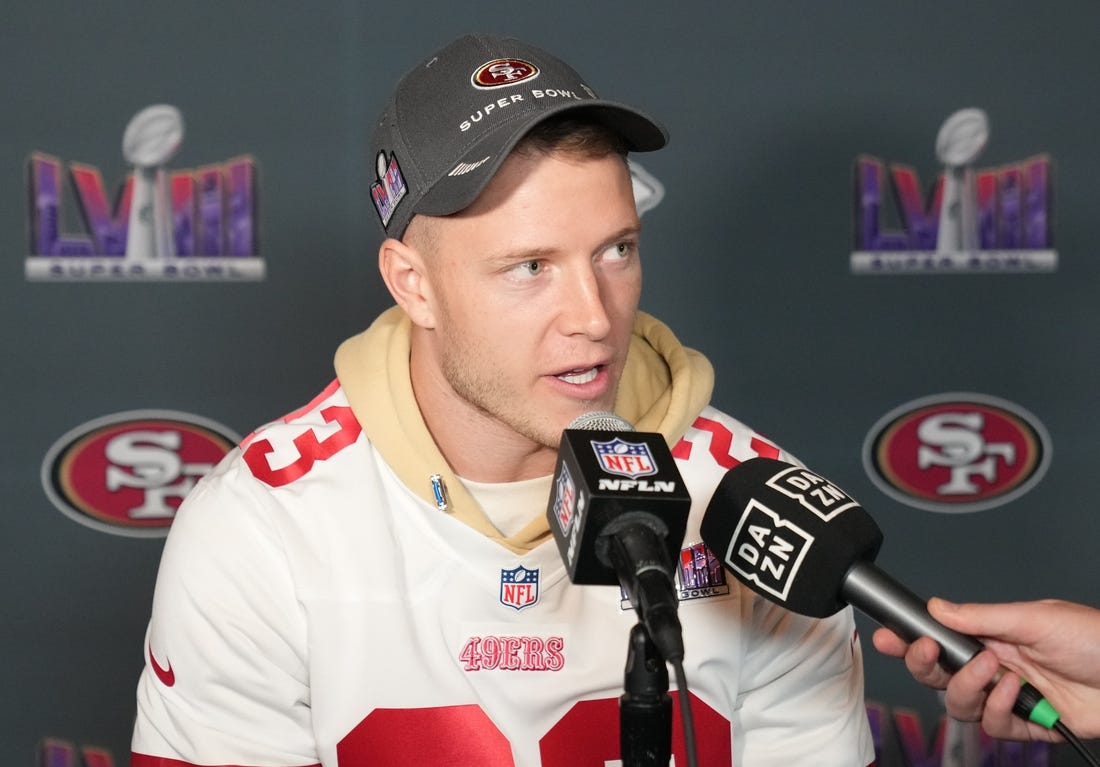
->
[132,34,875,766]
[874,597,1100,743]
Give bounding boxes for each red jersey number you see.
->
[337,693,731,766]
[672,416,779,469]
[243,405,362,487]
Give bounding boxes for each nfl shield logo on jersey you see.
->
[500,566,540,611]
[591,438,657,479]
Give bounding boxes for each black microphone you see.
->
[547,411,692,662]
[699,456,1060,729]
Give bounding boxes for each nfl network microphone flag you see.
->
[547,423,690,586]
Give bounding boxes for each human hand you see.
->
[872,597,1100,741]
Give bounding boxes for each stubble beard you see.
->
[438,341,612,452]
[439,348,554,450]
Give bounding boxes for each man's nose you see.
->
[559,265,612,340]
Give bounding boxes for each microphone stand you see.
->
[620,622,673,767]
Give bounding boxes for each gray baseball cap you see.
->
[368,33,669,239]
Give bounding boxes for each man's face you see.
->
[413,149,642,452]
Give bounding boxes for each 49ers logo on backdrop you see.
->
[41,410,239,537]
[862,393,1051,513]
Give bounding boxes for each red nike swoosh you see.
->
[149,644,176,687]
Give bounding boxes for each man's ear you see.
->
[378,237,436,329]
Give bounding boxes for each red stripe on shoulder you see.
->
[281,378,343,423]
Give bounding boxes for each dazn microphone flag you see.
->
[700,457,1061,730]
[700,456,883,618]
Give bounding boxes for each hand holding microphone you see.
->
[874,597,1100,744]
[698,458,1064,734]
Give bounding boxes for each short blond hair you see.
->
[513,113,630,160]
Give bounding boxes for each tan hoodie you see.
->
[334,305,714,554]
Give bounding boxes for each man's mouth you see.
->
[556,366,600,385]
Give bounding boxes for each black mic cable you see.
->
[671,657,698,767]
[1056,721,1100,767]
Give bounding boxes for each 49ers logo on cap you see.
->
[862,393,1051,513]
[41,410,239,537]
[472,58,539,88]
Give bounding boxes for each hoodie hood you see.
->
[333,305,714,553]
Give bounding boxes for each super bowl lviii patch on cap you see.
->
[371,151,408,228]
[368,33,668,239]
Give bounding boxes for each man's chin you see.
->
[559,401,621,432]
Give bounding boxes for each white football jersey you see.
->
[133,381,876,766]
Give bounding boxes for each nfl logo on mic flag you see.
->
[552,463,576,534]
[591,438,657,479]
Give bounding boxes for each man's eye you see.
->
[515,260,542,276]
[604,242,635,260]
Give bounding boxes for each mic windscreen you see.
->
[567,410,634,431]
[700,457,884,617]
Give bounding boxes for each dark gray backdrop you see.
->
[3,2,1097,762]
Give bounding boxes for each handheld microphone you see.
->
[699,457,1059,729]
[546,411,691,662]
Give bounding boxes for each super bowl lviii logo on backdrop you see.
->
[41,410,239,536]
[863,393,1051,513]
[851,108,1056,274]
[25,104,263,281]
